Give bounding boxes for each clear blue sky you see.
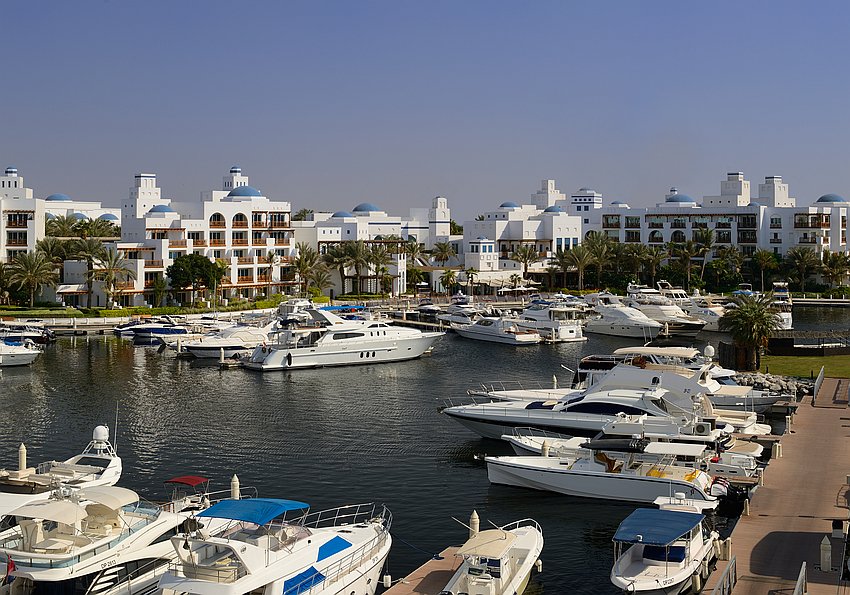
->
[3,1,848,220]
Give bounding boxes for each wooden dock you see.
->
[703,385,850,594]
[383,547,462,594]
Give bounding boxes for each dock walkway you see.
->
[383,547,461,595]
[704,384,850,594]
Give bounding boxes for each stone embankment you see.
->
[733,372,813,398]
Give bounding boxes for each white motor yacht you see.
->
[683,292,726,332]
[772,281,793,330]
[159,499,392,595]
[515,302,587,342]
[485,443,717,503]
[277,298,314,325]
[611,507,718,594]
[439,518,543,595]
[180,320,280,359]
[0,483,232,595]
[584,293,664,340]
[656,280,692,306]
[437,302,482,326]
[625,285,707,337]
[243,309,442,370]
[0,339,41,367]
[0,426,122,518]
[453,317,542,345]
[0,323,54,345]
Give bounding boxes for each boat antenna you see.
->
[450,516,472,531]
[113,401,119,453]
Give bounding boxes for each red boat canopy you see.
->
[165,475,210,487]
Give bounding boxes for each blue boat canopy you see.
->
[197,498,309,525]
[613,509,704,546]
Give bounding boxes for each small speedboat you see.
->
[611,507,719,594]
[439,517,543,595]
[159,498,392,595]
[453,317,542,345]
[0,338,41,367]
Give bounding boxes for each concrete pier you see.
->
[704,384,850,594]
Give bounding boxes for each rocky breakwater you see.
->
[733,372,814,399]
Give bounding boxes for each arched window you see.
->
[209,212,225,228]
[648,230,664,243]
[232,213,248,228]
[671,230,686,243]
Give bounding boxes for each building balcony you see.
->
[252,238,268,246]
[5,221,28,228]
[769,224,782,229]
[237,276,253,283]
[274,238,290,247]
[145,260,164,268]
[6,239,27,246]
[624,224,641,229]
[769,238,782,244]
[232,239,249,246]
[268,222,290,229]
[232,222,249,228]
[624,237,642,243]
[692,223,708,229]
[144,280,156,288]
[798,237,817,244]
[715,222,732,229]
[257,275,271,283]
[210,239,226,247]
[237,257,255,265]
[115,281,136,290]
[648,237,664,244]
[647,222,664,229]
[209,221,226,228]
[169,240,188,248]
[190,239,207,247]
[602,223,621,229]
[670,222,686,229]
[738,223,757,230]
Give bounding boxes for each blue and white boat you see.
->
[611,508,718,594]
[0,338,41,367]
[159,498,392,595]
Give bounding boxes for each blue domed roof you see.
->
[475,236,492,241]
[71,212,88,220]
[5,166,17,175]
[578,187,595,193]
[45,193,72,202]
[817,193,847,203]
[148,204,175,213]
[666,194,695,203]
[332,211,354,218]
[748,202,762,207]
[352,202,381,212]
[499,201,519,208]
[45,213,56,220]
[98,213,119,221]
[543,205,563,213]
[227,185,262,198]
[229,165,241,174]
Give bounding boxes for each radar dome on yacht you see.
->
[703,345,715,358]
[93,425,110,442]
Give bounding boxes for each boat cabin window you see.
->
[477,319,494,326]
[331,332,365,340]
[642,545,687,563]
[69,456,110,468]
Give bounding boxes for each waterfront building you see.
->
[0,166,43,263]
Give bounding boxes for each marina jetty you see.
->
[704,373,850,594]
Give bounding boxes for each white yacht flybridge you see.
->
[243,308,442,370]
[584,293,664,340]
[0,426,122,518]
[625,284,707,337]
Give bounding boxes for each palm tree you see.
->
[36,236,68,282]
[291,208,314,221]
[821,250,850,288]
[464,267,477,295]
[404,239,424,266]
[439,269,457,294]
[369,245,393,293]
[46,215,78,238]
[344,240,371,295]
[508,273,522,289]
[643,246,668,287]
[307,264,333,296]
[668,240,700,290]
[563,245,595,291]
[751,249,779,292]
[322,244,349,294]
[583,231,613,288]
[75,218,118,239]
[784,246,820,291]
[293,243,319,296]
[431,242,455,267]
[72,238,107,308]
[719,293,783,371]
[621,244,647,283]
[0,262,12,305]
[94,248,137,307]
[9,252,59,307]
[551,248,572,288]
[510,244,539,279]
[151,275,168,307]
[407,267,425,297]
[693,228,715,282]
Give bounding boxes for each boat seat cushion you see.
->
[643,545,687,564]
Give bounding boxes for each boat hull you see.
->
[243,333,441,371]
[585,322,661,339]
[183,344,252,359]
[486,457,714,503]
[454,327,541,345]
[0,350,40,367]
[442,408,604,440]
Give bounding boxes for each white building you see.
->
[0,166,43,263]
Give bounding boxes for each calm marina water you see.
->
[0,306,841,593]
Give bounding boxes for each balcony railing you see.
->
[624,222,641,229]
[769,238,782,244]
[648,237,664,243]
[692,222,708,229]
[144,280,156,288]
[169,240,188,248]
[647,222,664,229]
[258,275,271,282]
[190,239,207,246]
[769,223,782,229]
[115,281,135,290]
[210,239,226,247]
[232,239,249,246]
[670,222,686,229]
[602,222,620,229]
[268,221,290,229]
[209,221,226,228]
[145,260,164,268]
[5,221,28,228]
[252,238,268,246]
[232,221,249,228]
[6,239,27,246]
[798,237,817,244]
[237,257,255,265]
[274,238,290,246]
[237,276,253,283]
[715,222,732,229]
[738,221,757,229]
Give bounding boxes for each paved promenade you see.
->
[705,385,850,594]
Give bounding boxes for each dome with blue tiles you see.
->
[71,212,88,220]
[543,205,563,213]
[475,236,492,241]
[666,194,695,203]
[45,193,72,202]
[45,213,56,220]
[499,201,519,208]
[98,213,119,221]
[816,193,847,203]
[229,165,242,174]
[332,211,354,218]
[227,185,262,198]
[5,166,17,175]
[148,204,175,213]
[352,202,381,212]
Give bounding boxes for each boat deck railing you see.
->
[498,518,542,535]
[709,555,737,595]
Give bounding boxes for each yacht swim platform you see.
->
[382,547,463,595]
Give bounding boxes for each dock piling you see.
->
[819,535,831,571]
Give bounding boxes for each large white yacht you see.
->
[243,309,442,370]
[437,302,482,326]
[0,340,41,367]
[611,507,719,594]
[181,320,280,359]
[439,518,543,595]
[772,281,793,330]
[515,302,586,342]
[683,292,726,331]
[453,317,542,345]
[625,285,707,337]
[584,293,664,339]
[0,483,227,595]
[0,426,122,518]
[159,499,392,595]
